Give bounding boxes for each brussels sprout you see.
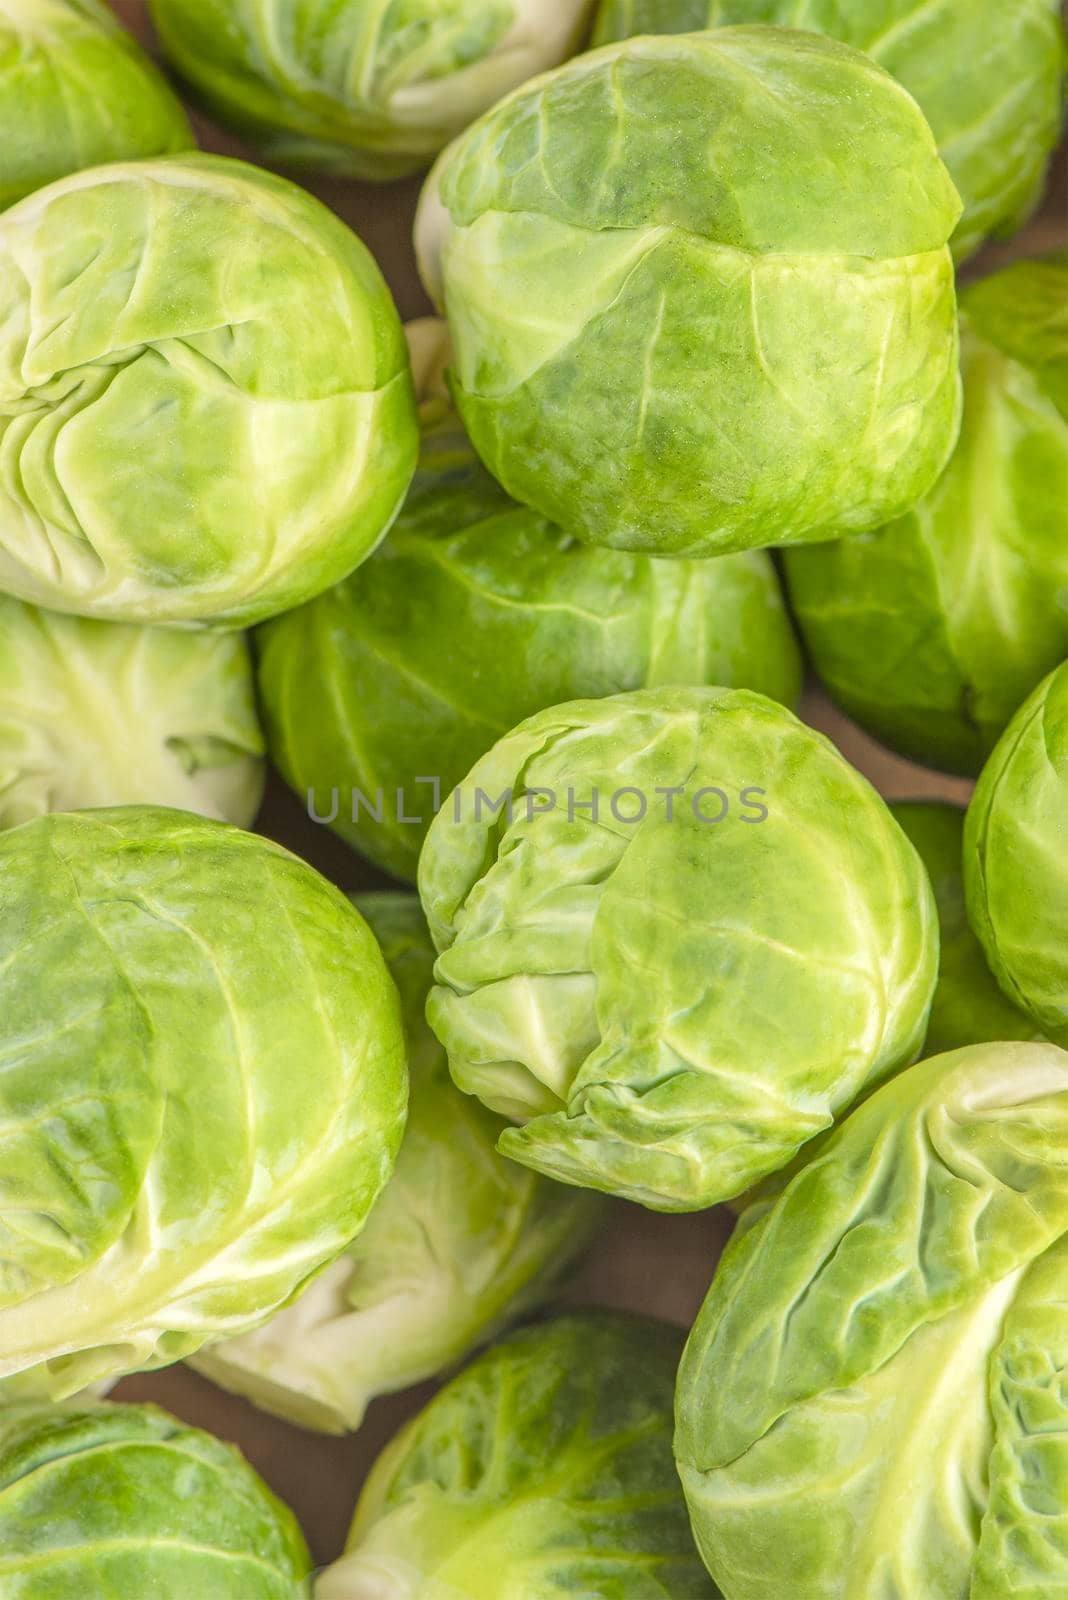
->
[148,0,593,182]
[191,893,604,1435]
[0,595,265,828]
[419,686,938,1211]
[258,319,802,882]
[593,1,1066,261]
[676,1040,1068,1600]
[0,154,418,627]
[965,660,1068,1041]
[891,802,1045,1057]
[0,1400,310,1596]
[0,807,407,1400]
[317,1315,716,1599]
[415,29,962,559]
[786,255,1068,775]
[0,0,194,212]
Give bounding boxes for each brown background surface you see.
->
[101,1,1068,1568]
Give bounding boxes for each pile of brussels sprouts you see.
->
[0,1,1065,1595]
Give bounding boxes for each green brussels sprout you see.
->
[191,893,604,1435]
[317,1315,716,1599]
[593,1,1066,262]
[0,154,418,627]
[786,255,1068,776]
[147,0,594,182]
[0,807,407,1401]
[0,595,265,828]
[0,0,194,212]
[0,1400,311,1596]
[965,660,1068,1041]
[415,28,962,559]
[891,801,1045,1057]
[419,686,938,1211]
[258,319,802,883]
[676,1040,1068,1600]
